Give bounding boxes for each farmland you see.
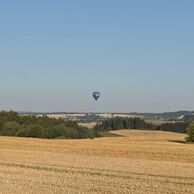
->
[0,130,194,194]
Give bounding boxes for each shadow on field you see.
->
[168,140,186,144]
[98,131,124,137]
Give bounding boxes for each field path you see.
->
[0,130,194,194]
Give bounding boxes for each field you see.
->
[0,130,194,194]
[78,122,97,128]
[146,119,182,126]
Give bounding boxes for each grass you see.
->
[0,130,194,193]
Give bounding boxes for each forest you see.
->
[94,117,189,133]
[0,111,96,139]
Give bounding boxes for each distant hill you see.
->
[183,114,194,122]
[18,111,194,122]
[137,111,194,120]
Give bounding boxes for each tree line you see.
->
[0,111,193,142]
[0,111,96,139]
[94,117,189,133]
[94,117,155,131]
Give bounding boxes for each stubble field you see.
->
[0,130,194,194]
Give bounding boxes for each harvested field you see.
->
[146,119,182,126]
[0,130,194,194]
[78,122,97,128]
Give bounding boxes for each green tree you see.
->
[0,121,22,136]
[27,124,44,138]
[186,123,194,143]
[0,111,98,139]
[78,126,94,139]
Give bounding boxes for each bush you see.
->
[45,125,67,138]
[186,123,194,143]
[0,121,22,136]
[16,128,31,137]
[27,124,45,138]
[78,126,95,139]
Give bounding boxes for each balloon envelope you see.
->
[93,91,100,101]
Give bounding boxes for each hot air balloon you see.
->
[93,91,100,101]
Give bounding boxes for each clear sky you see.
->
[0,0,194,113]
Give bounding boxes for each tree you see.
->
[0,111,97,139]
[0,121,22,136]
[186,123,194,143]
[78,126,94,139]
[27,124,44,138]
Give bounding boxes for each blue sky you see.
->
[0,0,194,112]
